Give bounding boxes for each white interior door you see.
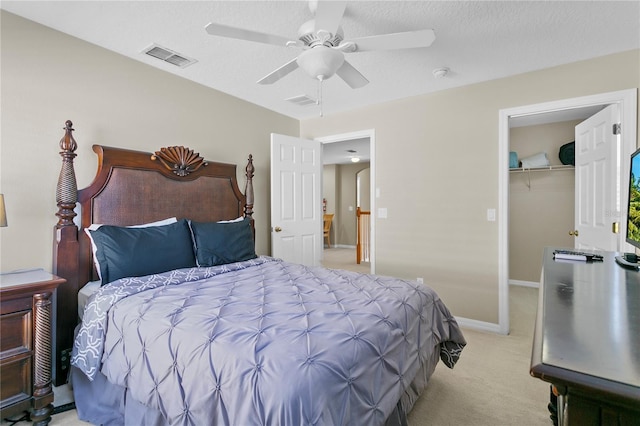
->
[574,104,620,251]
[270,133,322,266]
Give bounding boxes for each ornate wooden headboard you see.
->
[52,120,254,385]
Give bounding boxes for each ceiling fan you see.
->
[204,0,436,89]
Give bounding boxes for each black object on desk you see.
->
[615,252,640,270]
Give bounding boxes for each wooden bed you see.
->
[52,120,255,385]
[51,120,465,426]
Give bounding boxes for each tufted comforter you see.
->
[72,257,465,426]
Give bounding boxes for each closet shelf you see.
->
[510,164,574,190]
[509,164,574,173]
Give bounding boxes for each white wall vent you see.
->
[285,95,317,106]
[142,44,197,68]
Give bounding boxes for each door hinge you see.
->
[613,123,621,135]
[612,222,619,234]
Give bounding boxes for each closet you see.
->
[508,120,579,284]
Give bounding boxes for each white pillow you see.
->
[84,217,178,281]
[216,216,245,224]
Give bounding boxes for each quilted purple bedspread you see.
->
[72,257,465,425]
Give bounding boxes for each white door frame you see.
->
[315,129,376,274]
[498,89,637,335]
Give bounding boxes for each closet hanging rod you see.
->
[509,164,574,173]
[510,164,574,190]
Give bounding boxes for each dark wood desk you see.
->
[531,248,640,426]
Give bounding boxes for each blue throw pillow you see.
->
[190,217,257,267]
[90,219,196,285]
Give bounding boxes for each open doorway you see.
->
[316,130,376,274]
[498,89,638,335]
[508,108,602,286]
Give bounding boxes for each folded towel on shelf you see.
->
[520,152,549,168]
[509,152,519,168]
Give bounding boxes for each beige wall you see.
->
[337,162,368,246]
[322,165,337,215]
[0,11,299,272]
[322,164,337,245]
[357,167,371,211]
[509,121,578,283]
[324,162,370,246]
[301,49,640,324]
[2,11,638,326]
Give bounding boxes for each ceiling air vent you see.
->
[285,95,317,107]
[143,44,197,68]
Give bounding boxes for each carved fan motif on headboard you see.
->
[151,146,208,176]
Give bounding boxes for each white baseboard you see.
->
[455,281,538,335]
[509,279,539,288]
[331,244,356,249]
[454,316,506,335]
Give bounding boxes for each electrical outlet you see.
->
[60,348,72,371]
[417,277,424,284]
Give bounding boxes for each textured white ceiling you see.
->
[323,137,370,164]
[2,1,639,120]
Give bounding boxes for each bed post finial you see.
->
[55,120,78,227]
[52,120,80,386]
[244,154,254,217]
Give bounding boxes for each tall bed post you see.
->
[244,154,254,218]
[52,120,80,386]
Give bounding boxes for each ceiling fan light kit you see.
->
[297,46,344,81]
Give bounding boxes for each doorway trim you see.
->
[498,89,637,335]
[315,129,376,274]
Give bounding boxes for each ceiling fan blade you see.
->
[313,0,346,35]
[336,60,369,89]
[205,22,292,47]
[345,29,436,52]
[257,58,299,85]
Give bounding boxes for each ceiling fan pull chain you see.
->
[318,77,324,117]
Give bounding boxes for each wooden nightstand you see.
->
[0,270,65,425]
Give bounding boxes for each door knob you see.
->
[274,226,282,232]
[569,230,579,236]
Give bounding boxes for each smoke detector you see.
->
[432,67,450,78]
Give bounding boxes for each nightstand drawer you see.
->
[0,310,31,359]
[0,296,32,315]
[0,356,32,407]
[0,270,64,423]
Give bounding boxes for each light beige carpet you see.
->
[408,285,550,425]
[2,286,549,426]
[321,247,371,274]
